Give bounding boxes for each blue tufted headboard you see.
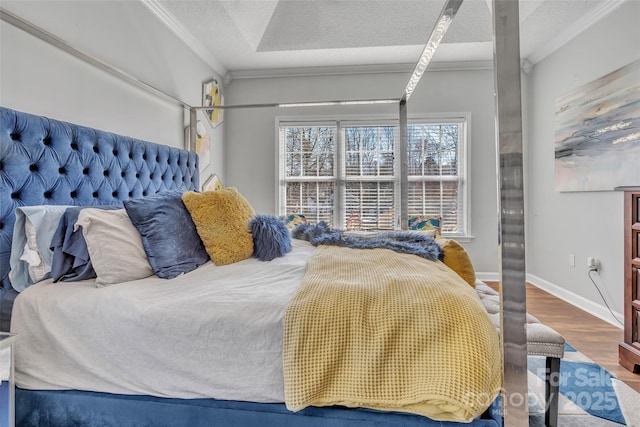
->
[0,106,200,292]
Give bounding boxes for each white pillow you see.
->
[21,218,48,282]
[9,205,71,292]
[75,208,153,287]
[0,347,9,381]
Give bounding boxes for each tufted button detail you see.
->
[43,137,52,146]
[10,132,20,141]
[70,191,77,198]
[128,152,133,159]
[142,191,147,196]
[83,167,89,175]
[58,167,66,175]
[44,191,52,199]
[11,192,19,199]
[103,170,109,177]
[143,154,147,160]
[128,191,133,197]
[156,156,159,162]
[135,173,140,178]
[93,146,99,153]
[121,171,125,177]
[71,142,79,151]
[92,191,98,198]
[112,191,118,197]
[0,222,3,230]
[29,164,38,172]
[150,174,154,180]
[113,149,118,156]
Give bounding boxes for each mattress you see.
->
[11,239,316,403]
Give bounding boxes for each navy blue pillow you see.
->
[250,214,292,261]
[124,190,209,279]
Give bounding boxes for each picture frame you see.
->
[203,79,224,128]
[202,174,224,192]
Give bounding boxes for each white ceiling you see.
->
[146,0,622,80]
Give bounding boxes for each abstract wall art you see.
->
[203,79,224,128]
[554,59,640,192]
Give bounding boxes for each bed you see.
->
[1,106,505,427]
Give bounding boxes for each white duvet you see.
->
[10,239,316,402]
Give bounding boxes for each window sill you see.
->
[442,234,474,243]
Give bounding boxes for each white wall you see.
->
[0,0,225,183]
[225,69,500,273]
[527,1,640,325]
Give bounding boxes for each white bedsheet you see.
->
[10,239,316,402]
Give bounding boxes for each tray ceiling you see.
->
[148,0,621,79]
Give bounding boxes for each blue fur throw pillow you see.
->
[250,214,292,261]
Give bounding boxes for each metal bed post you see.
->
[492,0,529,425]
[399,100,408,230]
[189,107,197,154]
[0,8,190,110]
[398,0,463,232]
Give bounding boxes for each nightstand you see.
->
[0,333,19,427]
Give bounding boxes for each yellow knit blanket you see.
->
[283,246,502,422]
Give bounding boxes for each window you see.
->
[278,116,468,236]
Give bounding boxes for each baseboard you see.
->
[526,274,623,329]
[475,272,623,329]
[475,272,499,282]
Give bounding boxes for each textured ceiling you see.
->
[151,0,615,78]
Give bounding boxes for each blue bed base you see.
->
[15,388,503,427]
[2,107,503,427]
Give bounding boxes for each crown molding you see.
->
[142,0,227,78]
[227,60,494,81]
[527,0,626,65]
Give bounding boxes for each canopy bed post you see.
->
[397,0,463,227]
[492,0,529,424]
[189,107,197,154]
[399,100,408,230]
[0,8,189,110]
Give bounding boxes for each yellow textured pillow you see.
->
[436,237,476,288]
[182,188,255,266]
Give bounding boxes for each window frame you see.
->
[276,113,472,239]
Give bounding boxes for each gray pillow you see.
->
[76,208,153,286]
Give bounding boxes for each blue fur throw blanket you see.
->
[292,222,443,262]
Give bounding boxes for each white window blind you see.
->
[278,116,468,236]
[406,120,466,235]
[281,126,335,225]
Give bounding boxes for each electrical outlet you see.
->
[587,257,599,272]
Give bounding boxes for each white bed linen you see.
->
[10,239,316,402]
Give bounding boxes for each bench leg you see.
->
[545,357,560,427]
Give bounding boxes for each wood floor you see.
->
[486,282,640,394]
